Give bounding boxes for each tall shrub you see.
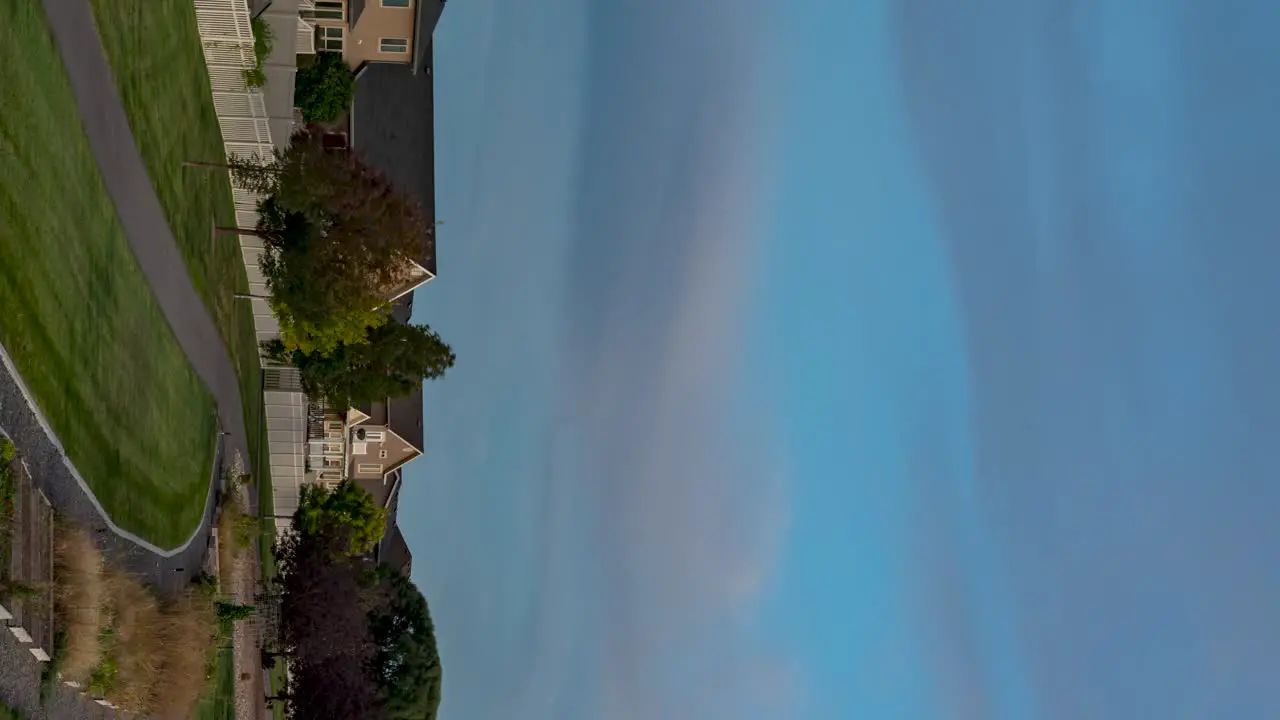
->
[295,52,354,123]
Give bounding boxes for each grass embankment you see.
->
[0,0,216,547]
[82,11,285,710]
[88,0,268,465]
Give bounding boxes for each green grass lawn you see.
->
[88,0,267,471]
[0,0,216,547]
[195,647,236,720]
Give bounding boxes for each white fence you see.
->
[194,0,305,534]
[192,0,280,349]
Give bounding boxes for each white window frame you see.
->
[322,457,342,468]
[320,26,345,51]
[379,37,409,54]
[364,430,385,442]
[315,0,345,19]
[357,463,383,475]
[379,449,388,459]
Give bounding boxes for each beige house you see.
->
[305,0,446,72]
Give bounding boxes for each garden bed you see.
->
[0,435,56,661]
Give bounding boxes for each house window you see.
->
[323,442,343,455]
[323,457,342,468]
[379,38,408,54]
[357,463,383,475]
[320,26,344,51]
[381,0,411,6]
[364,430,385,442]
[325,420,343,433]
[379,449,388,459]
[315,0,344,19]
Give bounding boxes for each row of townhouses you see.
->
[254,0,447,574]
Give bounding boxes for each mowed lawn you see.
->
[195,647,236,720]
[89,1,269,490]
[0,1,216,546]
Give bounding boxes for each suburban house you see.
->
[306,0,445,72]
[303,297,425,498]
[376,469,414,575]
[275,4,442,553]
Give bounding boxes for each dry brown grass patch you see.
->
[153,589,219,718]
[53,527,105,681]
[102,570,164,710]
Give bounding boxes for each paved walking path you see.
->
[12,0,255,585]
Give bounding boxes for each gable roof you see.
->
[387,389,424,453]
[380,525,413,575]
[352,48,438,277]
[412,1,447,73]
[348,0,367,25]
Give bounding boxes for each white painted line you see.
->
[9,626,32,643]
[30,647,51,662]
[0,603,11,621]
[0,341,214,557]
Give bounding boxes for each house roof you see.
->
[390,294,414,323]
[412,1,447,73]
[352,47,437,277]
[380,525,413,575]
[374,470,412,575]
[388,389,424,453]
[348,0,367,26]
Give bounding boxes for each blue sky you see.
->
[403,1,1280,718]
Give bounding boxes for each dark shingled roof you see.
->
[353,45,437,277]
[380,525,413,576]
[387,389,424,453]
[413,1,447,73]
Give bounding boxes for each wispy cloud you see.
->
[513,1,791,717]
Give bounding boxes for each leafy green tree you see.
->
[295,481,387,556]
[265,320,455,408]
[275,300,390,356]
[295,52,355,123]
[368,567,443,720]
[248,135,429,342]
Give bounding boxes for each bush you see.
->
[295,52,354,123]
[54,528,107,682]
[54,526,220,716]
[215,601,255,622]
[245,17,274,88]
[0,437,14,465]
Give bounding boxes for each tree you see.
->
[277,518,381,663]
[275,300,390,356]
[254,133,431,336]
[276,519,389,720]
[295,52,355,124]
[289,655,388,720]
[295,481,387,556]
[368,567,443,720]
[215,601,256,622]
[266,320,455,408]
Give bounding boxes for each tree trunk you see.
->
[216,225,266,238]
[182,160,229,169]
